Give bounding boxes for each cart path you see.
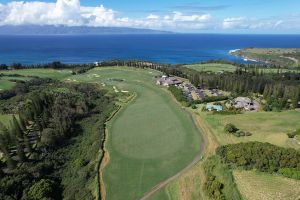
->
[140,112,205,200]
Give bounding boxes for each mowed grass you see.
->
[0,79,16,90]
[183,63,299,74]
[71,67,201,200]
[0,76,33,90]
[183,63,237,72]
[233,170,300,200]
[198,110,300,148]
[0,68,73,80]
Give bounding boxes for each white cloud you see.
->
[221,17,298,32]
[0,0,298,32]
[172,12,211,22]
[222,17,248,29]
[0,0,213,31]
[147,14,159,20]
[0,0,116,26]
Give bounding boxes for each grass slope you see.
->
[233,170,300,200]
[232,48,300,67]
[156,108,300,199]
[184,63,237,73]
[0,69,73,80]
[0,80,16,90]
[0,76,33,90]
[71,67,201,200]
[199,110,300,149]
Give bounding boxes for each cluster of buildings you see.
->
[156,75,207,101]
[156,75,182,87]
[205,97,259,112]
[156,75,259,112]
[208,88,223,97]
[233,97,259,111]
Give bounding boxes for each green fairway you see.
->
[197,109,300,148]
[183,63,237,72]
[71,67,201,200]
[0,68,73,80]
[0,80,16,90]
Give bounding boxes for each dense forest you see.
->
[0,78,117,199]
[216,142,300,180]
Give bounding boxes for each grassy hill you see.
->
[231,48,300,67]
[69,67,201,200]
[183,63,237,73]
[233,170,300,200]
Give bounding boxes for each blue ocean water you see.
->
[1,34,300,65]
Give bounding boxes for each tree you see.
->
[17,141,26,162]
[6,155,16,170]
[26,179,55,200]
[11,115,23,139]
[24,135,32,153]
[40,128,57,147]
[224,123,238,133]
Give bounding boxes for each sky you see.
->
[0,0,299,33]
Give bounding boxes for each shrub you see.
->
[237,130,245,136]
[224,123,238,133]
[168,86,190,106]
[217,142,300,179]
[287,128,300,138]
[26,179,56,200]
[278,168,300,180]
[245,131,252,136]
[287,132,296,138]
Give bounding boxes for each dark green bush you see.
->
[224,123,238,133]
[217,142,300,179]
[278,168,300,180]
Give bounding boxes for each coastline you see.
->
[229,49,259,63]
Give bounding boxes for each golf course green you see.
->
[71,67,201,199]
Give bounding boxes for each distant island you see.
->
[0,25,171,35]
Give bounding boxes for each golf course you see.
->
[69,67,202,199]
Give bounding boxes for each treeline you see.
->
[0,78,54,101]
[0,61,95,75]
[0,79,116,199]
[168,86,190,106]
[99,60,300,109]
[198,59,292,69]
[216,142,300,180]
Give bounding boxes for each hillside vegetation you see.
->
[0,78,117,199]
[231,48,300,67]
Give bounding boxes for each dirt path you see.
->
[98,94,136,200]
[140,104,221,200]
[280,56,299,65]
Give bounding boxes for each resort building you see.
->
[156,76,183,87]
[206,104,223,111]
[234,97,259,111]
